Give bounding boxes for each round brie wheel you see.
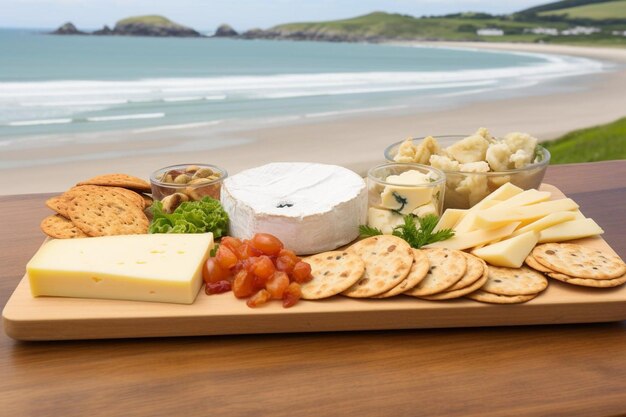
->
[221,162,367,255]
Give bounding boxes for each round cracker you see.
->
[301,251,365,300]
[372,249,429,298]
[547,272,626,288]
[466,290,537,304]
[66,185,145,209]
[342,235,413,298]
[532,243,626,280]
[481,266,548,296]
[66,187,149,236]
[420,264,489,301]
[446,253,486,292]
[77,173,151,193]
[45,195,69,217]
[524,255,553,273]
[40,214,88,239]
[403,248,466,297]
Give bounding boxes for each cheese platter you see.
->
[3,129,626,341]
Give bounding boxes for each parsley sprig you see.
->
[359,214,455,249]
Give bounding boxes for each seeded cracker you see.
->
[524,255,553,273]
[466,290,537,304]
[532,243,626,279]
[300,251,365,300]
[40,214,88,239]
[373,249,429,298]
[66,187,149,236]
[404,248,466,297]
[45,195,69,218]
[547,271,626,288]
[480,266,548,296]
[420,263,488,301]
[66,185,145,209]
[446,253,486,292]
[77,173,151,193]
[342,235,413,298]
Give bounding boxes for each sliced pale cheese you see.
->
[538,218,604,243]
[511,211,577,237]
[221,162,367,255]
[433,209,466,232]
[485,189,551,211]
[425,221,519,251]
[368,207,404,235]
[454,200,503,233]
[472,182,524,210]
[572,210,586,220]
[452,183,523,233]
[27,233,214,304]
[471,231,539,268]
[474,198,579,229]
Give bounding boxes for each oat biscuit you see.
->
[77,173,151,193]
[45,195,69,217]
[66,187,149,236]
[40,214,88,239]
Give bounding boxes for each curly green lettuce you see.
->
[148,197,229,238]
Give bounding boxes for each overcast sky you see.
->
[3,0,549,31]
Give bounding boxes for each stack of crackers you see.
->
[300,235,548,304]
[526,243,626,288]
[41,174,153,239]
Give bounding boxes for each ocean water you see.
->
[0,28,605,143]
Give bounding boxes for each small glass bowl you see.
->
[384,136,550,209]
[367,163,446,218]
[150,163,227,202]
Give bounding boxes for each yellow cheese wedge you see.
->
[27,233,214,304]
[511,211,577,237]
[474,198,579,229]
[454,200,503,233]
[538,218,604,243]
[425,222,520,251]
[473,182,524,209]
[485,189,551,211]
[453,183,523,233]
[471,231,539,268]
[433,209,467,232]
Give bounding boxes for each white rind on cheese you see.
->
[221,162,367,255]
[27,233,214,304]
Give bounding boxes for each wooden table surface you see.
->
[2,161,625,417]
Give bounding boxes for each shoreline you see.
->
[2,42,626,195]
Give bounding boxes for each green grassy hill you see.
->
[542,117,626,164]
[539,0,626,19]
[247,0,626,46]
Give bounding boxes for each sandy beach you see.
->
[2,42,625,195]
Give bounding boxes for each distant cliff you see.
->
[51,15,202,37]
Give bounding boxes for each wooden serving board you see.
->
[3,184,626,341]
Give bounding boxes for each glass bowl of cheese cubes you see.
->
[367,163,446,234]
[384,128,550,209]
